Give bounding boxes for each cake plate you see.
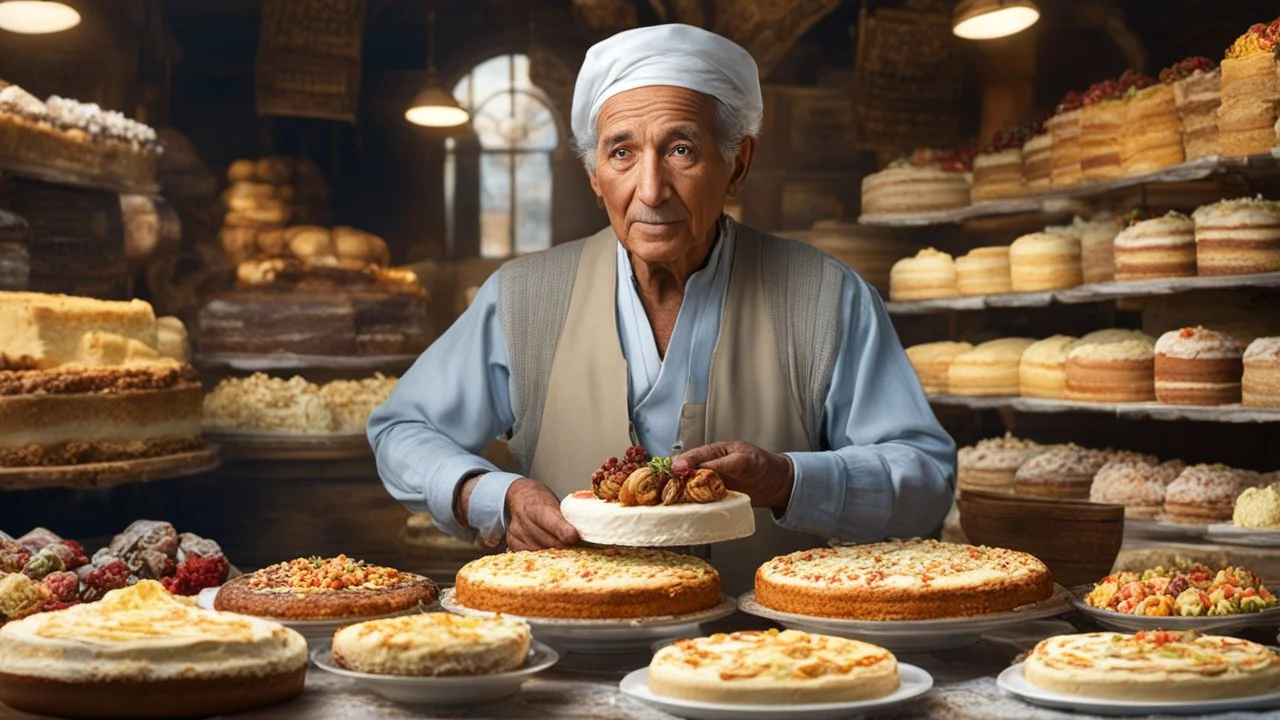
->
[736,584,1072,653]
[0,445,220,491]
[619,663,933,720]
[998,662,1280,716]
[311,640,558,705]
[1124,518,1208,541]
[1205,524,1280,548]
[1069,588,1280,633]
[202,428,371,461]
[439,588,737,653]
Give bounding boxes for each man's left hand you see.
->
[672,441,794,510]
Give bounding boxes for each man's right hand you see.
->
[504,478,580,551]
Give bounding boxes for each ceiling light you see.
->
[0,1,80,34]
[953,0,1039,40]
[405,2,469,128]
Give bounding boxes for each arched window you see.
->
[445,54,558,258]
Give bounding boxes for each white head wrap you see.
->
[570,23,762,142]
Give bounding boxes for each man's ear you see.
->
[728,136,756,197]
[588,169,602,198]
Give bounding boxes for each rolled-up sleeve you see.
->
[367,272,521,545]
[776,270,957,541]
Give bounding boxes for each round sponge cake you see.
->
[331,613,531,676]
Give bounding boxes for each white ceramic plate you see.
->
[197,587,435,643]
[736,585,1072,652]
[310,640,558,705]
[439,589,737,653]
[998,662,1280,716]
[1206,524,1280,548]
[1069,590,1280,633]
[619,663,933,720]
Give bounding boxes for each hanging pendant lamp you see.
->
[405,2,469,127]
[0,1,80,34]
[952,0,1040,40]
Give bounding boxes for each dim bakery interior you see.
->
[2,0,1280,718]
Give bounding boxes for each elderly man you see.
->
[370,24,955,591]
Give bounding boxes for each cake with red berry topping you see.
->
[972,125,1033,201]
[860,147,974,216]
[1166,57,1222,160]
[1048,91,1085,187]
[1082,72,1155,181]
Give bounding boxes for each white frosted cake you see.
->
[560,490,755,546]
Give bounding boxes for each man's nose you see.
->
[635,150,672,207]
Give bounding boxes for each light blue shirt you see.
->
[369,220,957,546]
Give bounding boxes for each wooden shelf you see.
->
[859,151,1280,228]
[885,272,1280,314]
[928,394,1280,423]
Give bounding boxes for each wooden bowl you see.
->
[958,490,1124,587]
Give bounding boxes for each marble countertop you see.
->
[1,614,1277,720]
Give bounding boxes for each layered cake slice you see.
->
[1019,335,1078,399]
[0,292,203,467]
[972,125,1032,201]
[1022,132,1052,192]
[1193,197,1280,276]
[1218,21,1279,157]
[1166,57,1221,160]
[1154,326,1244,405]
[1079,77,1129,181]
[1122,79,1184,175]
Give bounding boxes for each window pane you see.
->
[480,153,512,258]
[514,153,551,254]
[513,93,558,150]
[512,54,531,90]
[473,92,513,149]
[470,56,510,106]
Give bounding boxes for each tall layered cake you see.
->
[1047,91,1085,187]
[1218,21,1280,157]
[972,126,1032,201]
[1022,131,1052,192]
[1079,77,1130,182]
[1065,332,1157,403]
[1047,215,1120,284]
[1122,78,1184,175]
[1009,233,1082,292]
[1114,211,1196,281]
[860,147,973,216]
[0,292,202,467]
[1154,327,1244,405]
[1165,57,1221,160]
[1193,197,1280,276]
[889,248,957,301]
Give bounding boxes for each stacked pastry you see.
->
[889,248,957,300]
[905,341,973,394]
[957,433,1050,494]
[1122,72,1185,175]
[1090,456,1185,519]
[219,158,298,265]
[948,338,1036,396]
[1243,336,1280,407]
[1153,327,1244,405]
[1046,215,1119,284]
[1218,21,1280,157]
[1047,91,1085,187]
[1080,74,1135,181]
[860,147,974,215]
[1113,211,1196,281]
[1064,329,1157,403]
[972,125,1032,201]
[1193,197,1280,276]
[1164,56,1222,160]
[955,246,1012,296]
[1009,233,1082,292]
[1013,444,1115,500]
[1019,335,1079,399]
[1164,463,1264,524]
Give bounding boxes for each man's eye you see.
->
[611,148,629,159]
[672,145,691,156]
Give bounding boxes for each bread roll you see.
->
[333,226,372,260]
[227,159,256,183]
[255,156,295,184]
[220,226,261,264]
[224,181,278,201]
[287,226,334,259]
[238,199,293,225]
[256,228,288,257]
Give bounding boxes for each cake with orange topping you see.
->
[1193,197,1280,276]
[1243,336,1280,407]
[1154,327,1244,405]
[649,629,899,704]
[213,555,437,621]
[453,547,720,619]
[754,538,1054,620]
[1165,57,1221,160]
[0,580,306,719]
[331,613,531,677]
[1218,21,1280,157]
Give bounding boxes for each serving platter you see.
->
[1123,518,1208,541]
[0,445,220,491]
[998,661,1280,716]
[1068,588,1280,633]
[439,588,737,653]
[197,586,436,644]
[619,663,933,720]
[311,640,558,705]
[1205,523,1280,548]
[736,585,1072,652]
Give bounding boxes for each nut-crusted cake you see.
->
[755,539,1054,620]
[1014,444,1119,500]
[1164,464,1263,524]
[0,581,306,719]
[331,613,531,677]
[1090,457,1185,519]
[958,433,1051,494]
[454,547,721,619]
[0,292,202,467]
[213,555,437,621]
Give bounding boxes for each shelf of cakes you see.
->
[0,82,162,195]
[0,292,220,491]
[201,372,394,460]
[885,198,1280,314]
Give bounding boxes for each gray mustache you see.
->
[628,206,685,224]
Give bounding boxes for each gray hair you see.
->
[574,95,762,173]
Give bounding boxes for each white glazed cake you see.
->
[560,490,755,546]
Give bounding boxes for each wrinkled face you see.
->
[589,85,750,269]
